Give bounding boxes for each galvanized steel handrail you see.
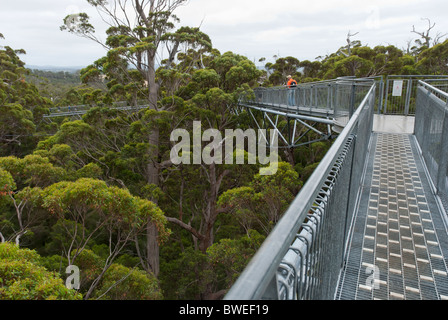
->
[225,83,376,300]
[418,80,448,100]
[415,80,448,214]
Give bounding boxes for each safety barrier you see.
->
[415,81,448,214]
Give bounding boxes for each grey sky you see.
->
[1,0,448,67]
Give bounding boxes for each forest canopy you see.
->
[0,4,447,301]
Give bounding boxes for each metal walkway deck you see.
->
[336,131,448,300]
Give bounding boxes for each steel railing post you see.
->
[404,79,413,115]
[378,77,384,114]
[384,76,390,114]
[349,82,356,118]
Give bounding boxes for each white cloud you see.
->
[0,0,447,66]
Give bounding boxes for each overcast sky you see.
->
[1,0,448,68]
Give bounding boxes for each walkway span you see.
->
[235,78,374,149]
[43,102,149,120]
[225,78,448,300]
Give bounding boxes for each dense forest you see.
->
[1,0,448,300]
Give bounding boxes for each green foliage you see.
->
[72,249,105,292]
[207,230,265,289]
[93,263,163,300]
[0,41,53,156]
[60,12,94,35]
[160,247,212,300]
[417,39,448,74]
[265,56,301,85]
[0,242,82,300]
[40,178,169,235]
[0,167,16,194]
[218,162,302,235]
[260,37,448,85]
[40,248,162,300]
[74,163,103,180]
[0,154,66,189]
[25,70,98,108]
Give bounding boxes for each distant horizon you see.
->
[24,63,270,75]
[26,64,85,72]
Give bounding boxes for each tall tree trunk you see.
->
[198,164,230,253]
[145,50,162,277]
[199,163,217,253]
[284,148,295,167]
[146,129,160,276]
[146,222,160,276]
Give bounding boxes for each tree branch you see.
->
[15,230,27,246]
[165,216,204,241]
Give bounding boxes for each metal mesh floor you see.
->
[336,133,448,300]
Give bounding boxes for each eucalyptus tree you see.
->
[0,242,82,300]
[61,0,212,277]
[162,51,263,254]
[39,178,170,299]
[0,36,53,156]
[61,0,211,189]
[264,56,301,85]
[417,39,448,74]
[0,155,66,246]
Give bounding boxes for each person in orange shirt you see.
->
[287,75,297,88]
[286,75,297,106]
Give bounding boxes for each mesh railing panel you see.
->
[415,82,448,213]
[247,79,372,124]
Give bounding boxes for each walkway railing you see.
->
[415,81,448,214]
[44,101,150,118]
[242,78,373,128]
[376,75,448,115]
[225,83,377,300]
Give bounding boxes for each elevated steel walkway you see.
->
[225,78,448,300]
[336,130,448,300]
[43,103,149,120]
[235,78,373,149]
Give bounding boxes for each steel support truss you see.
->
[235,102,336,149]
